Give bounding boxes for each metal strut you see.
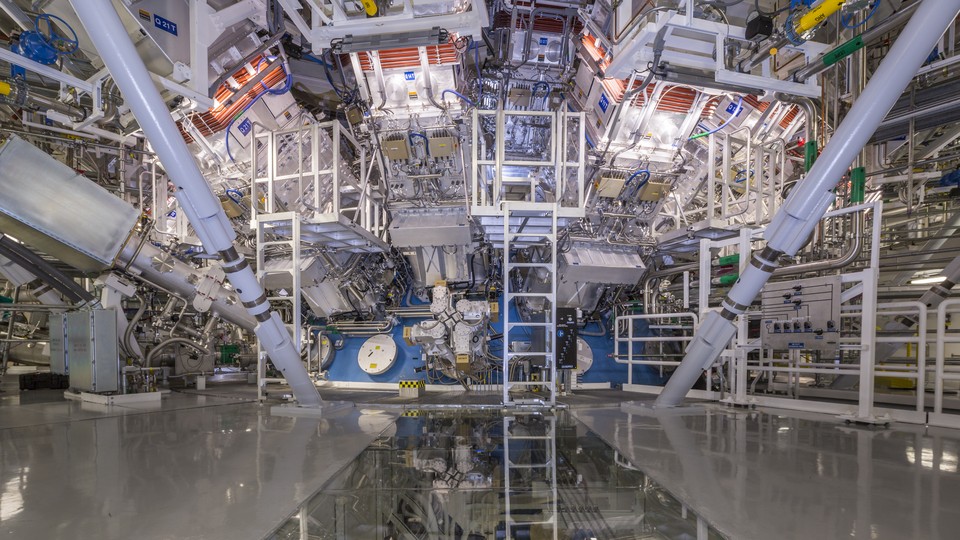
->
[68,0,322,407]
[655,0,960,408]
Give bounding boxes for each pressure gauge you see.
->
[358,334,398,375]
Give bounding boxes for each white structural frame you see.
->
[470,109,586,218]
[277,0,489,50]
[584,6,828,98]
[931,298,960,428]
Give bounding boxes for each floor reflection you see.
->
[268,410,724,540]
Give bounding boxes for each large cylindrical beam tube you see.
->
[116,239,257,331]
[69,0,321,407]
[655,0,960,407]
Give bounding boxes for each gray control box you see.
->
[66,310,119,393]
[760,275,842,355]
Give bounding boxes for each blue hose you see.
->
[689,96,743,140]
[841,1,880,29]
[441,89,475,107]
[623,169,650,199]
[409,132,430,155]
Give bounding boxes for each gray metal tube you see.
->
[775,93,819,144]
[70,0,321,406]
[655,0,960,407]
[772,211,862,276]
[117,239,257,331]
[739,36,791,73]
[146,337,211,368]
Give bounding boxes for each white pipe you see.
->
[655,0,960,407]
[69,0,322,407]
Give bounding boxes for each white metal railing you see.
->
[931,299,960,428]
[613,312,699,386]
[470,109,585,217]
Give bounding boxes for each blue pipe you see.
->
[408,132,430,155]
[441,89,474,107]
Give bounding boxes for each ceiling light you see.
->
[911,276,946,285]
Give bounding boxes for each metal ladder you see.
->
[502,202,558,407]
[503,413,558,539]
[255,211,304,401]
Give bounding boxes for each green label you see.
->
[823,36,864,67]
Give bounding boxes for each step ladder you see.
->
[255,211,305,401]
[503,414,558,540]
[502,202,558,407]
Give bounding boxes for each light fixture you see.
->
[911,275,946,285]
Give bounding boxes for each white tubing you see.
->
[655,0,960,407]
[69,0,322,407]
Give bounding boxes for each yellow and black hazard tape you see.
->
[399,380,426,389]
[401,409,422,417]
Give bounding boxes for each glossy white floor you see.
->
[2,372,960,539]
[0,372,397,539]
[575,402,960,540]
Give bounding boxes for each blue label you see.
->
[154,14,178,36]
[237,118,252,136]
[539,37,548,45]
[725,101,742,115]
[598,93,609,113]
[404,71,416,81]
[788,342,804,349]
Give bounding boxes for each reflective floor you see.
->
[4,375,960,540]
[267,410,724,540]
[0,374,397,539]
[575,402,960,540]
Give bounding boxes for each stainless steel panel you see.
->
[559,243,646,285]
[388,208,472,247]
[49,313,67,375]
[66,310,119,393]
[0,137,139,272]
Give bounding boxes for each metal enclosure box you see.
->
[49,313,67,375]
[428,136,458,158]
[383,138,410,160]
[556,308,579,370]
[761,275,842,354]
[638,182,669,201]
[508,87,532,107]
[596,176,625,198]
[389,208,472,247]
[0,137,140,272]
[66,310,119,393]
[559,243,646,285]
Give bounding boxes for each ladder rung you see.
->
[507,352,552,357]
[507,380,554,386]
[507,233,554,239]
[506,462,553,469]
[506,322,553,327]
[507,293,553,298]
[506,263,553,268]
[260,241,293,246]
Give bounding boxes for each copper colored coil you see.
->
[183,65,287,138]
[779,105,799,128]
